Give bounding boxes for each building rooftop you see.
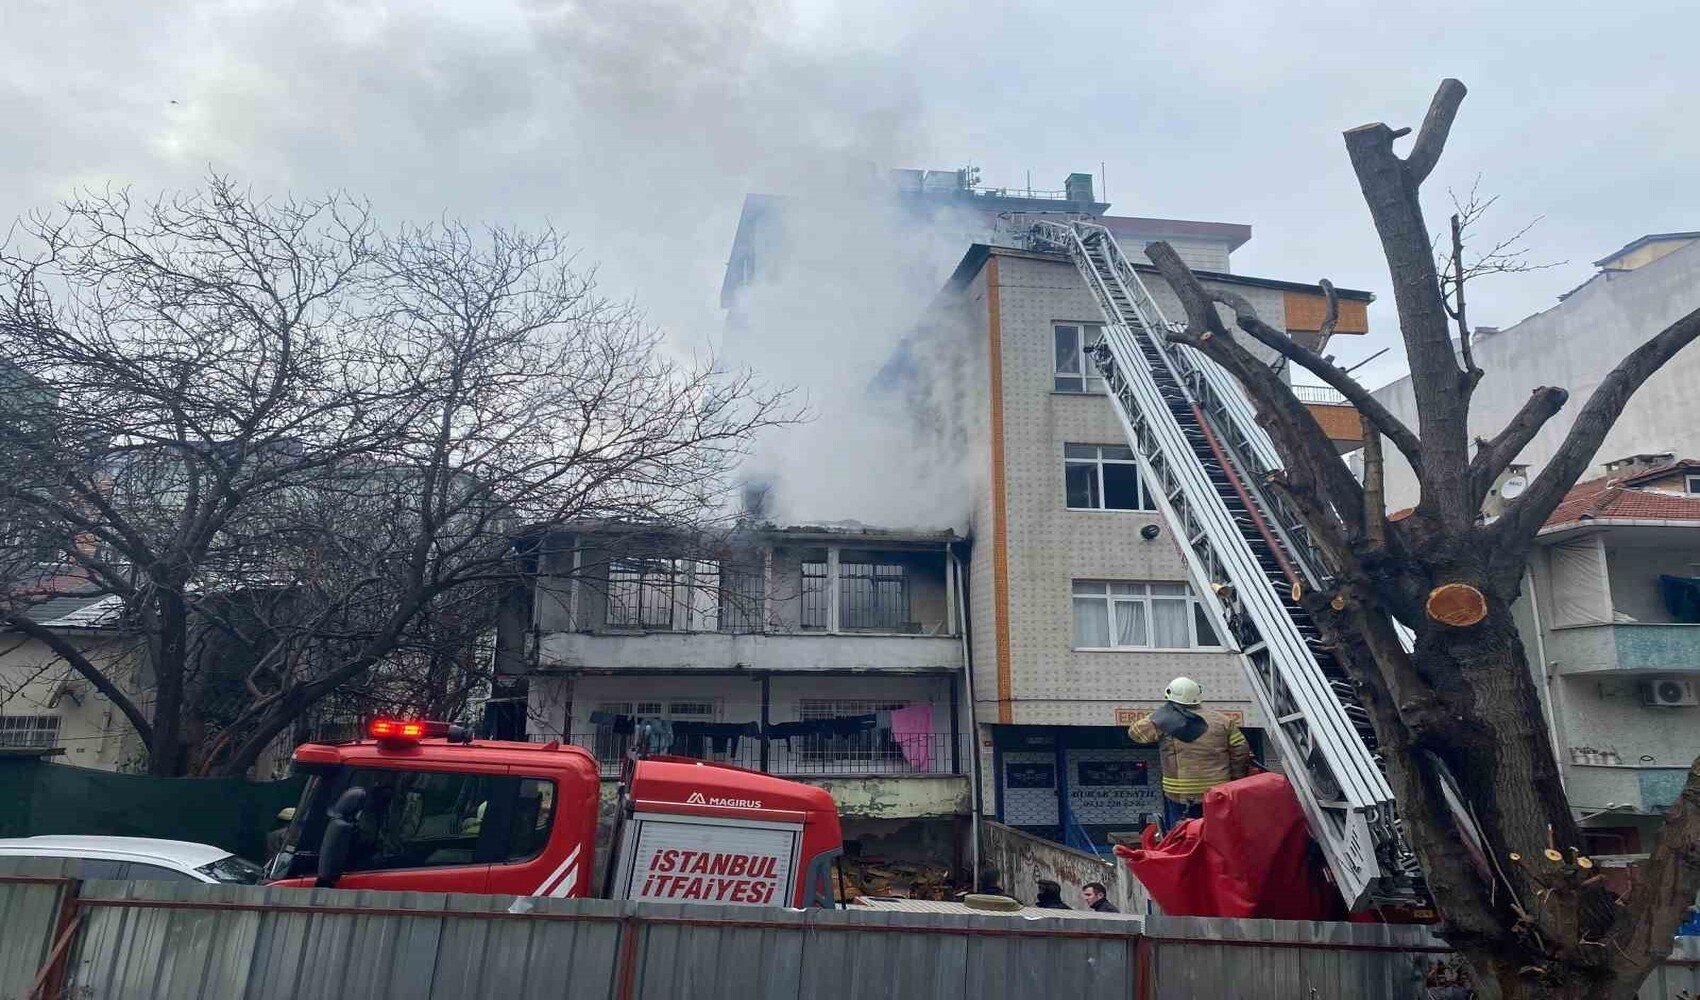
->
[1542,459,1700,532]
[944,243,1374,304]
[1592,231,1700,269]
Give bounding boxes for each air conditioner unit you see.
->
[1641,678,1699,707]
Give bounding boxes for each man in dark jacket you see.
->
[1082,881,1119,913]
[1034,879,1070,909]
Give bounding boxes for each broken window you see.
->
[607,559,677,628]
[839,558,909,631]
[800,556,829,629]
[1071,581,1221,650]
[1053,323,1106,393]
[1064,444,1151,510]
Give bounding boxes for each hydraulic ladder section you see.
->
[1018,218,1417,909]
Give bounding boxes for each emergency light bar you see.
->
[367,718,461,744]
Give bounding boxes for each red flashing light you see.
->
[368,718,447,742]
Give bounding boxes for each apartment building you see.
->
[0,592,131,767]
[499,523,973,864]
[1372,232,1700,509]
[1512,454,1700,851]
[902,241,1370,849]
[1363,232,1700,842]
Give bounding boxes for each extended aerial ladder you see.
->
[1017,218,1422,909]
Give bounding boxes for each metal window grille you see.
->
[839,561,908,631]
[606,560,676,629]
[0,715,61,749]
[800,560,829,629]
[797,699,906,765]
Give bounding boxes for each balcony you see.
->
[1564,762,1694,815]
[1546,622,1700,674]
[536,629,962,674]
[543,732,966,779]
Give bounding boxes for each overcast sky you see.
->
[2,0,1689,394]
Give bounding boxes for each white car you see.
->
[0,836,264,884]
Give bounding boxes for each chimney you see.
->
[1603,452,1676,478]
[1064,172,1095,204]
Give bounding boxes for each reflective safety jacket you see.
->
[1126,707,1251,803]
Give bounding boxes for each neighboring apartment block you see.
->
[904,242,1369,849]
[1514,454,1700,852]
[499,523,972,862]
[1372,232,1700,509]
[0,592,132,768]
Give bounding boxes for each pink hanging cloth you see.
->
[889,704,933,771]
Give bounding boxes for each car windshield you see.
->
[195,855,265,884]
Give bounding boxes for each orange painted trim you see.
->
[985,256,1013,724]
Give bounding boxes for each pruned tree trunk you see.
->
[1141,79,1700,999]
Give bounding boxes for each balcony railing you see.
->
[1292,384,1348,405]
[533,732,965,779]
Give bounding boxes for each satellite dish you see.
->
[1500,475,1528,500]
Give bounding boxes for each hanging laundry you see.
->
[889,704,933,771]
[588,711,635,735]
[670,720,762,755]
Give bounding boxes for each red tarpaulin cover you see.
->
[1113,772,1344,920]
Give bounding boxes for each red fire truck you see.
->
[265,719,843,908]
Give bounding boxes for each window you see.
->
[0,715,61,749]
[506,779,556,863]
[839,560,909,631]
[607,559,675,628]
[1065,444,1152,511]
[606,559,722,630]
[1071,581,1221,650]
[801,557,829,630]
[125,863,201,884]
[343,768,495,872]
[1686,474,1700,495]
[1053,323,1106,393]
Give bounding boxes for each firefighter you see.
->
[1125,676,1251,830]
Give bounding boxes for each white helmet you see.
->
[1165,676,1203,707]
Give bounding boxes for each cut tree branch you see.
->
[1145,242,1365,537]
[1406,78,1469,184]
[1206,285,1424,476]
[1494,303,1700,545]
[1468,386,1568,509]
[1344,78,1475,526]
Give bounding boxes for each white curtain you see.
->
[1548,539,1611,627]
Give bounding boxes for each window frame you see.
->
[837,559,911,632]
[1063,444,1154,512]
[1070,581,1223,652]
[335,767,512,876]
[1052,323,1107,394]
[0,714,62,749]
[1685,474,1700,495]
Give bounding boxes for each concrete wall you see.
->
[0,635,135,770]
[980,819,1147,914]
[1371,239,1700,509]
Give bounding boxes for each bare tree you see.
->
[0,179,792,777]
[1141,80,1700,999]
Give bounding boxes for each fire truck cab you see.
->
[267,721,843,908]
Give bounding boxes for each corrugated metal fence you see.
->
[3,872,1697,999]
